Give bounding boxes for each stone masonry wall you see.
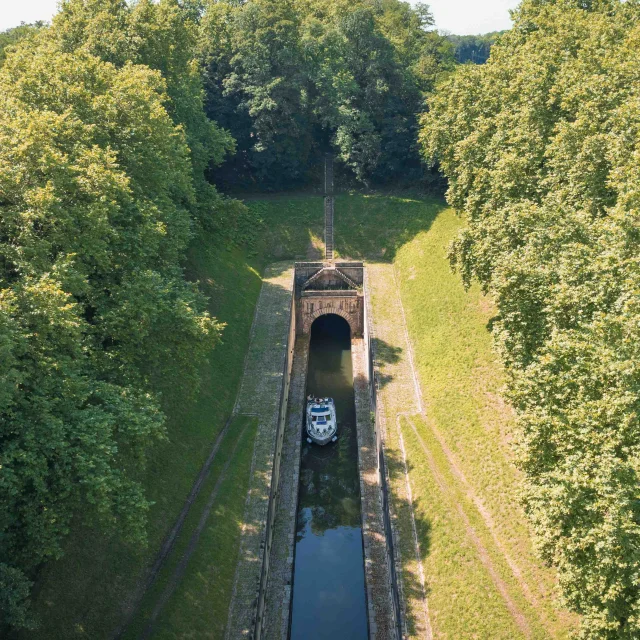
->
[225,263,295,640]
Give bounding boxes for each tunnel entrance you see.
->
[289,314,368,640]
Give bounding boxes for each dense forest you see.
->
[199,0,453,189]
[0,0,453,630]
[422,1,640,638]
[446,31,503,64]
[2,0,638,637]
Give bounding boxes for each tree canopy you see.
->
[200,0,453,189]
[0,0,237,629]
[446,31,503,64]
[0,22,45,66]
[422,1,640,637]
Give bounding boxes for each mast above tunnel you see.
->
[294,153,365,337]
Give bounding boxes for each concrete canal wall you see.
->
[226,261,401,640]
[225,263,296,640]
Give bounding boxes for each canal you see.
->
[289,314,368,640]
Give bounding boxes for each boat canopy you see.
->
[311,406,329,413]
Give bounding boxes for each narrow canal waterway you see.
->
[289,314,368,640]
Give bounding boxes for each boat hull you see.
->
[306,398,337,446]
[307,432,337,446]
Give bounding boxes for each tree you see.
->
[446,32,503,65]
[0,22,45,66]
[0,12,223,628]
[52,0,238,231]
[421,1,640,637]
[200,0,453,189]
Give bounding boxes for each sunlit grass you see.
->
[389,208,576,638]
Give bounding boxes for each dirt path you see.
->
[405,415,531,638]
[140,422,252,638]
[112,417,236,639]
[367,261,551,639]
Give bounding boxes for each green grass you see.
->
[249,196,324,261]
[22,202,321,640]
[333,191,443,261]
[151,418,258,639]
[400,413,528,639]
[389,207,576,638]
[123,416,259,639]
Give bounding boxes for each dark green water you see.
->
[289,314,368,640]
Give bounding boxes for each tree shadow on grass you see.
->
[372,337,403,390]
[334,192,448,263]
[383,435,433,637]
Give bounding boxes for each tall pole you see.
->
[324,154,334,261]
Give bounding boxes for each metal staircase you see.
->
[324,155,334,261]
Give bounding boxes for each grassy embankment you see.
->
[334,193,576,638]
[22,199,323,639]
[23,191,575,639]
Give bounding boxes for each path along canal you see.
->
[289,314,368,640]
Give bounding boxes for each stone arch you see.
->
[304,308,354,336]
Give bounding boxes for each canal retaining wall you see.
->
[363,268,405,639]
[252,287,298,639]
[229,261,402,640]
[225,263,296,640]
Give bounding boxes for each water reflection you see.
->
[289,314,367,640]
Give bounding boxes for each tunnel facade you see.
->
[294,262,365,337]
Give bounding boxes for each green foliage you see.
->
[52,0,239,232]
[0,564,34,630]
[421,1,640,637]
[0,1,238,630]
[200,0,454,189]
[446,31,503,64]
[0,23,45,66]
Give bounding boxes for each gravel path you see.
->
[262,336,309,639]
[352,336,398,639]
[367,262,433,640]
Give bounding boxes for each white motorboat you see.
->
[306,396,338,445]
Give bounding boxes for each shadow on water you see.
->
[290,314,367,640]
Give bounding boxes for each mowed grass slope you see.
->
[123,415,259,640]
[332,193,576,637]
[391,208,576,638]
[22,200,323,640]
